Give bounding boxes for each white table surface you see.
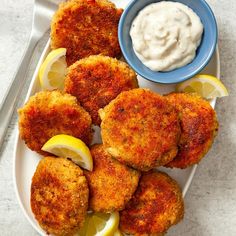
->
[0,0,235,235]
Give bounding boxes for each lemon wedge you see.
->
[41,134,93,171]
[39,48,67,90]
[176,74,229,99]
[77,212,120,236]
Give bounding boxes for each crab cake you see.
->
[165,93,218,169]
[51,0,122,66]
[99,88,180,171]
[64,55,138,125]
[18,90,92,155]
[120,171,184,236]
[31,157,89,236]
[84,144,140,212]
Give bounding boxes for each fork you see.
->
[0,0,58,150]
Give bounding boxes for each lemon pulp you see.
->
[41,134,93,171]
[176,74,229,99]
[39,48,67,90]
[77,212,120,236]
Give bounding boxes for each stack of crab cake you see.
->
[99,89,218,171]
[19,87,218,235]
[98,88,218,235]
[64,55,138,125]
[17,0,219,235]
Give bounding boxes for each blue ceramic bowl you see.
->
[118,0,218,84]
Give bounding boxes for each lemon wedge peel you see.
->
[176,74,229,99]
[77,212,120,236]
[39,48,67,90]
[41,134,93,171]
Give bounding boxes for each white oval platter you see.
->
[13,0,220,235]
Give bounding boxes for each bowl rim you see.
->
[118,0,218,84]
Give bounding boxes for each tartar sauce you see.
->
[130,1,203,71]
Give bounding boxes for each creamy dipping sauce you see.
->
[130,1,204,72]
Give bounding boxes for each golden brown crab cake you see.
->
[31,156,89,236]
[50,0,122,66]
[165,92,218,169]
[84,144,140,212]
[99,88,180,171]
[64,55,138,125]
[18,90,92,155]
[120,171,184,236]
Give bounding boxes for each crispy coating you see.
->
[64,55,138,125]
[99,88,180,171]
[51,0,122,66]
[165,93,218,168]
[31,157,89,236]
[120,171,184,236]
[84,144,140,212]
[18,90,92,155]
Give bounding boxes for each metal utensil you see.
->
[0,0,58,150]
